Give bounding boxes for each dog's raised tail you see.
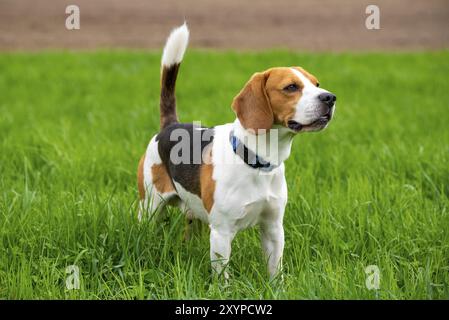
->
[159,23,189,129]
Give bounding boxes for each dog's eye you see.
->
[316,83,320,87]
[283,84,299,92]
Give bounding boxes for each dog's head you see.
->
[232,67,336,133]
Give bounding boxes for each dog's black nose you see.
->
[318,92,337,106]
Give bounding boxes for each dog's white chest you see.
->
[209,168,287,230]
[232,196,278,229]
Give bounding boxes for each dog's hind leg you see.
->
[138,189,176,222]
[183,217,194,241]
[137,146,177,222]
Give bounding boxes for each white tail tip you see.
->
[161,23,189,67]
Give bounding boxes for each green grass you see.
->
[0,50,448,299]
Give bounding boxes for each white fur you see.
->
[173,181,210,223]
[161,23,189,67]
[290,68,333,125]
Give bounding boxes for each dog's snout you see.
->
[318,92,336,106]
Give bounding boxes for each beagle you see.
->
[137,24,336,279]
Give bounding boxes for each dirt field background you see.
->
[1,0,448,51]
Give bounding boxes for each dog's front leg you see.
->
[209,227,235,279]
[260,219,285,279]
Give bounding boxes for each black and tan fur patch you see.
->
[156,123,215,208]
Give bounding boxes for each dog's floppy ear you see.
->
[231,71,273,133]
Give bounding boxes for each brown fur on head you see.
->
[232,67,336,134]
[231,71,273,133]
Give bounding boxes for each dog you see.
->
[137,23,336,279]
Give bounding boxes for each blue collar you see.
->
[229,130,279,172]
